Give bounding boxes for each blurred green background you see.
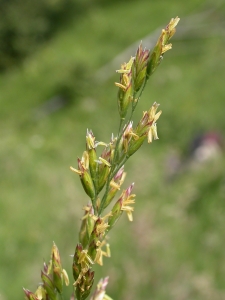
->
[0,0,225,299]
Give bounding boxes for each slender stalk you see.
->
[98,97,137,216]
[98,118,124,215]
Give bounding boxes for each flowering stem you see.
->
[98,102,136,215]
[98,119,124,215]
[23,17,180,300]
[92,196,98,215]
[113,118,125,167]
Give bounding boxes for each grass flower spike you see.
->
[115,57,134,119]
[147,16,180,77]
[24,17,179,300]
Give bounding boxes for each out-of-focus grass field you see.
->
[1,0,225,299]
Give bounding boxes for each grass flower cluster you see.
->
[23,17,179,300]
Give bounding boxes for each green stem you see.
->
[98,80,149,215]
[111,118,124,172]
[98,101,136,215]
[92,196,97,215]
[98,118,124,215]
[98,74,151,215]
